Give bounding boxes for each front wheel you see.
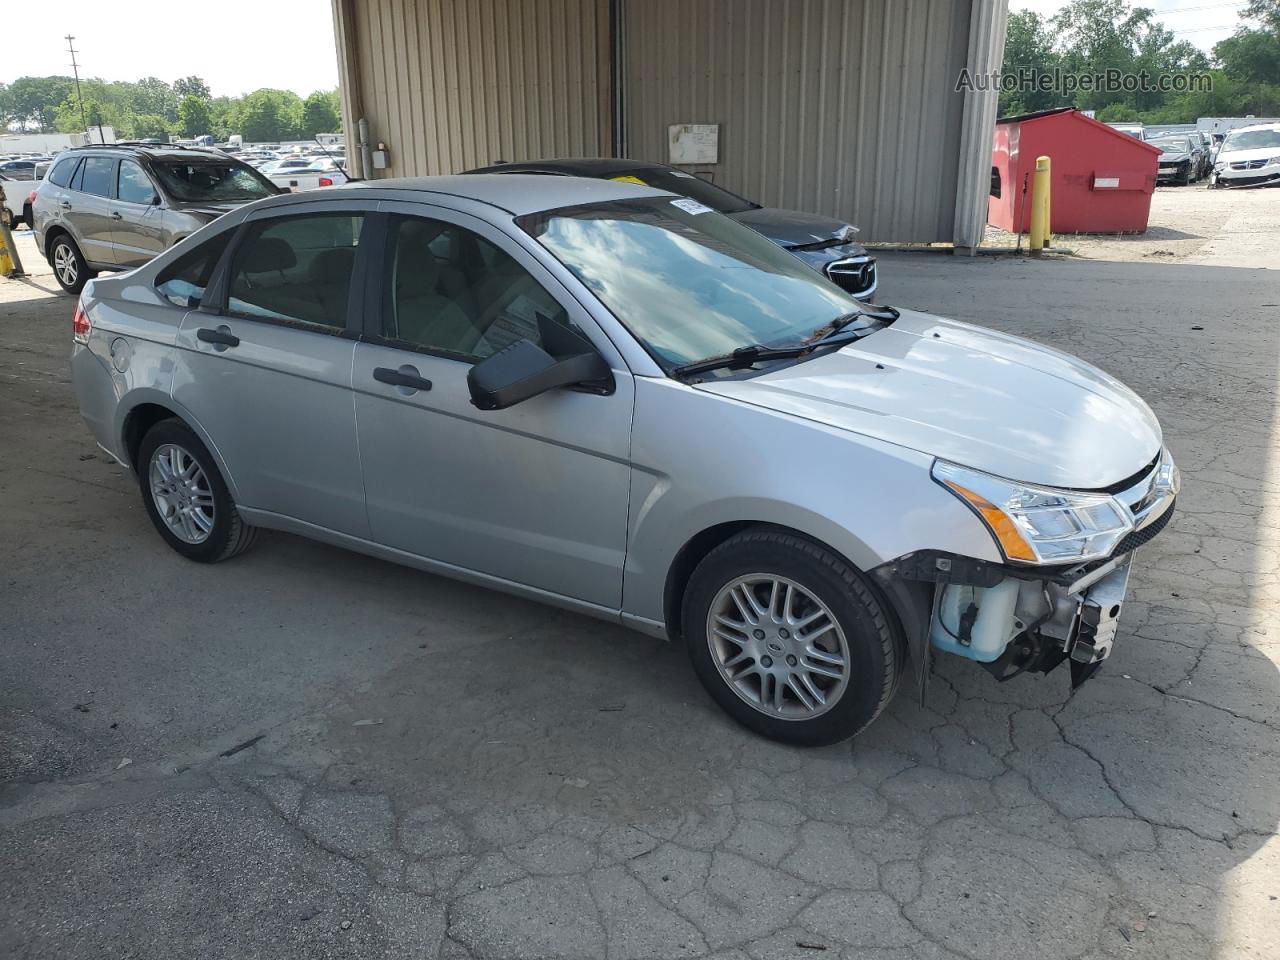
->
[137,419,257,563]
[683,528,901,745]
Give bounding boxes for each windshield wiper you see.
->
[803,306,899,346]
[671,343,811,379]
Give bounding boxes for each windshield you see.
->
[609,168,759,215]
[1151,138,1190,152]
[151,161,277,202]
[519,197,860,370]
[1221,129,1280,152]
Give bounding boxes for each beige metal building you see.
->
[330,0,1008,247]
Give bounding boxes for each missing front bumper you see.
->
[924,554,1134,687]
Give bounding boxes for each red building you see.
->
[988,108,1162,235]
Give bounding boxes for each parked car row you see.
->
[67,173,1177,743]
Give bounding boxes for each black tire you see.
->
[136,419,257,563]
[682,528,901,746]
[48,234,92,294]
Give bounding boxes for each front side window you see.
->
[117,160,157,205]
[520,197,857,369]
[152,161,277,202]
[226,213,364,329]
[155,232,233,308]
[77,157,116,198]
[383,215,570,360]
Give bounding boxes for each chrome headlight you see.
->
[932,461,1135,565]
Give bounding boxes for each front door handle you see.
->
[110,211,123,221]
[196,327,240,348]
[373,366,432,392]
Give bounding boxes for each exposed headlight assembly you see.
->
[932,461,1134,565]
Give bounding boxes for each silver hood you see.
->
[696,310,1162,490]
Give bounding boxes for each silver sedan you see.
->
[69,175,1178,744]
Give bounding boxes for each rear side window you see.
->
[77,157,116,198]
[155,232,233,308]
[47,156,79,187]
[226,213,365,330]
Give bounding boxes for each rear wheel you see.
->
[683,528,900,745]
[137,419,257,563]
[49,235,91,294]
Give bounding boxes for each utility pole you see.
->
[66,34,87,134]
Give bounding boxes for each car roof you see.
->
[351,173,673,215]
[68,144,236,162]
[465,157,670,178]
[1229,122,1280,134]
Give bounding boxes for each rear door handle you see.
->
[196,327,240,348]
[110,211,123,220]
[60,200,71,210]
[373,366,432,392]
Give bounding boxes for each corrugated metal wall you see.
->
[621,0,973,242]
[339,0,612,177]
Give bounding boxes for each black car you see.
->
[465,158,878,300]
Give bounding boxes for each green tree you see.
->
[999,10,1066,116]
[301,90,341,136]
[237,89,304,141]
[131,114,173,140]
[131,77,176,122]
[5,76,75,130]
[178,96,213,137]
[172,76,211,101]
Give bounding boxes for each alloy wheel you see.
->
[53,242,78,287]
[148,443,216,544]
[706,574,850,720]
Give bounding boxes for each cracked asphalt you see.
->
[2,201,1279,960]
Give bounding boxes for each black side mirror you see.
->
[468,319,611,411]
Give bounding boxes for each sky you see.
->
[3,1,339,97]
[1011,0,1252,53]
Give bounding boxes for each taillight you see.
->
[318,177,334,187]
[73,301,91,343]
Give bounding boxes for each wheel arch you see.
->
[116,392,242,501]
[663,519,925,700]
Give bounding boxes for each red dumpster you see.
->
[988,108,1161,235]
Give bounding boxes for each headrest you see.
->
[241,236,296,273]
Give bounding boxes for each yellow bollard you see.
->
[1028,156,1051,253]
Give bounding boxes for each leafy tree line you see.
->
[1002,0,1280,122]
[0,74,342,142]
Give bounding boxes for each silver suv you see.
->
[33,144,279,294]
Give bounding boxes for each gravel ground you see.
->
[983,184,1278,266]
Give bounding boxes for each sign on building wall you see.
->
[668,123,719,165]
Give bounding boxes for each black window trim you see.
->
[197,208,371,340]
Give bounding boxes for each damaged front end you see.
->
[872,448,1179,700]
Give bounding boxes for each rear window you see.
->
[151,162,277,203]
[47,156,79,187]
